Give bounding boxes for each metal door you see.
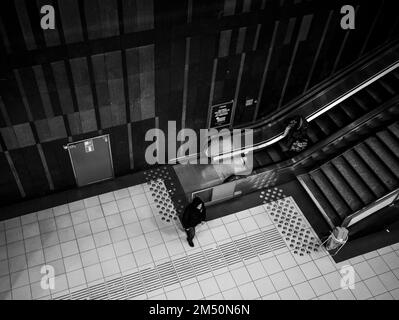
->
[66,135,114,187]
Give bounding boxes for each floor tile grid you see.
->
[209,200,399,300]
[51,222,290,300]
[0,183,156,300]
[2,182,397,300]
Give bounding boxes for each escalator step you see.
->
[299,174,342,227]
[388,122,399,139]
[343,149,386,198]
[391,70,399,81]
[331,156,375,205]
[313,116,336,136]
[267,146,283,162]
[352,95,372,112]
[354,143,398,190]
[310,169,351,220]
[365,87,383,104]
[365,137,399,180]
[306,125,323,144]
[254,150,273,167]
[339,101,362,119]
[379,78,396,95]
[320,163,363,212]
[376,130,399,159]
[326,107,350,128]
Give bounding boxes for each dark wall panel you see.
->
[1,0,398,208]
[84,0,119,40]
[58,0,84,43]
[213,55,241,105]
[283,12,322,102]
[105,125,130,176]
[1,75,29,125]
[335,4,374,72]
[70,57,94,111]
[309,10,348,88]
[258,17,290,118]
[9,146,50,198]
[51,61,76,115]
[0,153,21,206]
[41,138,75,190]
[233,50,266,125]
[131,118,155,170]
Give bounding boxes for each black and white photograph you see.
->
[0,0,399,307]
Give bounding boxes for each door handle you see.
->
[63,145,76,150]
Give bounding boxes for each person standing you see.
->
[181,197,206,247]
[282,116,309,155]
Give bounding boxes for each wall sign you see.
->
[209,101,234,128]
[84,140,94,153]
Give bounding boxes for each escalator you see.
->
[252,69,399,169]
[298,122,399,228]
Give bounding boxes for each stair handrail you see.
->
[342,189,399,228]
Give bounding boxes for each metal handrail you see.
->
[212,61,399,161]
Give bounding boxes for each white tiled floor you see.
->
[1,180,399,300]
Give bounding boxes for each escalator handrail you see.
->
[212,61,399,161]
[254,94,399,175]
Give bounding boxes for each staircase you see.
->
[298,122,399,229]
[253,69,399,169]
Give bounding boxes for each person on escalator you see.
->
[282,116,309,155]
[181,197,206,247]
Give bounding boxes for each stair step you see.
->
[299,174,341,227]
[388,122,399,139]
[320,163,363,212]
[365,137,399,180]
[354,143,398,190]
[331,156,375,205]
[310,170,351,220]
[343,149,386,198]
[376,130,399,159]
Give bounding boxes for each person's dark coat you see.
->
[284,116,309,153]
[181,197,206,229]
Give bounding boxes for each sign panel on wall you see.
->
[209,101,234,129]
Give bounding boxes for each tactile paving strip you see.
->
[54,226,286,300]
[259,187,285,203]
[245,170,278,191]
[264,196,321,257]
[144,166,185,223]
